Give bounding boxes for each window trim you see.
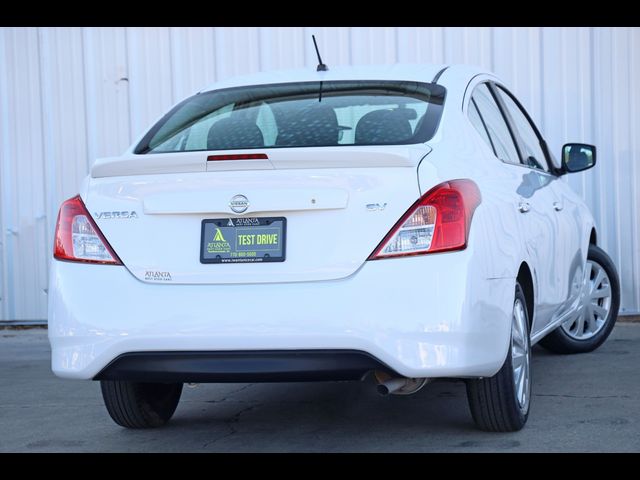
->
[468,82,521,166]
[489,82,559,177]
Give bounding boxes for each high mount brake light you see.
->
[207,153,269,161]
[368,179,481,260]
[53,195,122,265]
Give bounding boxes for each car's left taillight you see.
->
[53,195,122,265]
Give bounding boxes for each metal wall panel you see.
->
[170,27,217,101]
[0,28,48,321]
[0,27,638,321]
[82,27,131,164]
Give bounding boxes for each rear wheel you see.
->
[466,282,531,432]
[100,380,183,429]
[539,244,620,354]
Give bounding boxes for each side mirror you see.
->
[562,143,596,173]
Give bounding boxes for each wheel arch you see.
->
[590,227,597,246]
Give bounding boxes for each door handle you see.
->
[518,202,530,213]
[553,202,563,212]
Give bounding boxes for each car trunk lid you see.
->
[86,146,430,284]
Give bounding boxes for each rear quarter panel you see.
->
[419,105,526,282]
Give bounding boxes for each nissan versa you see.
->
[49,64,620,432]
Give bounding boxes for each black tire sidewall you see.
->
[100,380,183,428]
[465,281,532,431]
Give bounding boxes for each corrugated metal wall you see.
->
[0,27,638,322]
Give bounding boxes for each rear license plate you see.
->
[200,217,286,264]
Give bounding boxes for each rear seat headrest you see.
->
[355,109,413,145]
[207,117,265,150]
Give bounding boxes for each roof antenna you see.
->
[312,35,328,72]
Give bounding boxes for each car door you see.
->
[546,177,588,315]
[492,84,581,330]
[469,83,560,334]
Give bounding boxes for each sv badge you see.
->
[366,203,388,211]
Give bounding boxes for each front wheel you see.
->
[466,282,532,432]
[539,244,620,354]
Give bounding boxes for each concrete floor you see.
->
[0,324,639,452]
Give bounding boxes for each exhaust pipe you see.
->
[374,373,430,396]
[376,378,410,396]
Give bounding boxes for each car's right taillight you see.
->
[368,179,481,260]
[53,195,122,265]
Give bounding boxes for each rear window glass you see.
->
[135,81,446,153]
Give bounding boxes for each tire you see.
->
[466,282,531,432]
[100,380,183,429]
[539,244,620,354]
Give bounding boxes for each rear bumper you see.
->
[48,250,514,380]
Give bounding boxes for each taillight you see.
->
[368,179,481,260]
[53,195,122,265]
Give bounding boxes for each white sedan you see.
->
[48,64,620,432]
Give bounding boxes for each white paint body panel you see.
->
[87,153,428,285]
[49,64,597,379]
[48,250,514,380]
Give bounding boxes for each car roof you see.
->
[198,63,488,93]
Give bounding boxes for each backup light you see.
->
[368,179,481,260]
[54,195,122,265]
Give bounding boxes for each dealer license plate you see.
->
[200,217,286,264]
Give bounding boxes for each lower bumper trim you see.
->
[94,350,397,383]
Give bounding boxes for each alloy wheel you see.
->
[511,298,531,412]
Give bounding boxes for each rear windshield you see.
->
[135,80,446,153]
